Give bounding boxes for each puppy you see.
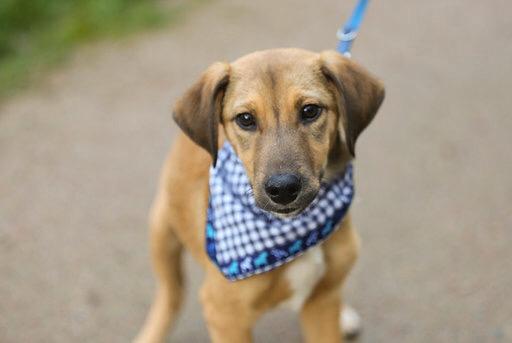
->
[135,48,384,343]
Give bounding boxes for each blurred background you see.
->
[0,0,511,342]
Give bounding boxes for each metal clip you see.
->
[336,29,358,42]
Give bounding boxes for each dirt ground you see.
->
[1,0,511,342]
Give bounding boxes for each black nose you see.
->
[264,174,301,205]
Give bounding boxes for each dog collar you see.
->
[205,142,354,281]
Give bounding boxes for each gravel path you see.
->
[1,0,511,342]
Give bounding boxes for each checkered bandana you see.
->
[206,142,354,281]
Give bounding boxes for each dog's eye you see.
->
[300,104,322,123]
[235,113,257,131]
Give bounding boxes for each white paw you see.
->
[340,305,362,338]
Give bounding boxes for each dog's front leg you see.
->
[299,289,343,343]
[299,218,360,342]
[200,276,258,343]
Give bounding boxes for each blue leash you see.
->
[336,0,371,57]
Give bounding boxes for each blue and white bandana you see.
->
[206,142,354,281]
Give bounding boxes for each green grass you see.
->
[0,0,199,99]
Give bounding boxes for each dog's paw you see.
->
[340,305,362,339]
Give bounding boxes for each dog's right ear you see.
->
[173,62,230,167]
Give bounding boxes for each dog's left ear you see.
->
[320,50,385,156]
[173,62,230,167]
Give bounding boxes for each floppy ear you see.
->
[320,50,385,156]
[173,62,230,166]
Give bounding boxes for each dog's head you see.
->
[174,49,384,216]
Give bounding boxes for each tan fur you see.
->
[134,48,384,343]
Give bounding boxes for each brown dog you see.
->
[134,48,384,343]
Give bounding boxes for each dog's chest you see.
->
[281,246,326,311]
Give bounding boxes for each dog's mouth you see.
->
[273,207,297,215]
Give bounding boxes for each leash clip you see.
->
[336,28,357,57]
[335,0,371,57]
[336,28,358,42]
